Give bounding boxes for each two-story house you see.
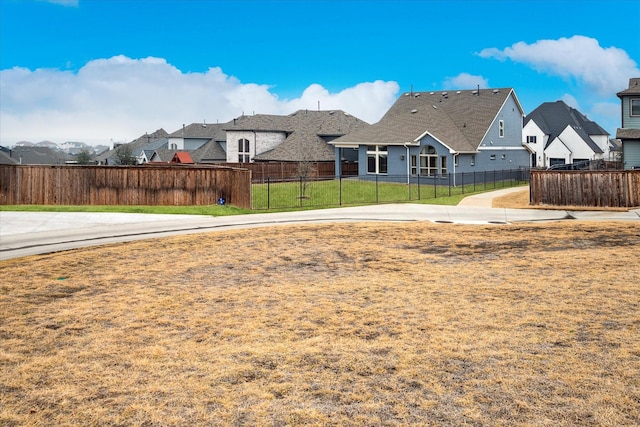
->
[330,87,529,179]
[223,110,369,163]
[616,78,640,170]
[523,100,609,168]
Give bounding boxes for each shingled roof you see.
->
[524,100,607,153]
[616,78,640,97]
[95,128,168,164]
[226,110,369,162]
[331,88,521,153]
[167,122,229,140]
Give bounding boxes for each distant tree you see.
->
[76,149,94,165]
[114,145,137,165]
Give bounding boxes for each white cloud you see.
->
[442,73,489,90]
[0,55,399,145]
[478,35,639,97]
[560,93,580,109]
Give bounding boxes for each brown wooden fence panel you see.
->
[213,161,358,182]
[0,165,252,208]
[531,170,640,208]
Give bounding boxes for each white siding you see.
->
[523,120,546,167]
[225,130,286,162]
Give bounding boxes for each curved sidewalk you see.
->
[1,188,638,260]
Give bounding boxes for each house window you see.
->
[527,135,537,144]
[238,138,250,163]
[631,99,640,116]
[499,120,504,138]
[410,155,417,175]
[419,145,438,176]
[471,155,475,166]
[490,154,496,160]
[440,156,447,176]
[366,145,388,174]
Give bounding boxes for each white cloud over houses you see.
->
[0,55,399,146]
[443,73,489,90]
[478,35,639,97]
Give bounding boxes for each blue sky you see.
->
[1,0,639,146]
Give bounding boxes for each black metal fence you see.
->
[252,168,530,210]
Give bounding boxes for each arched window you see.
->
[238,138,250,163]
[419,145,438,176]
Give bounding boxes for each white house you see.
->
[523,100,609,168]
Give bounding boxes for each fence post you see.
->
[339,175,343,206]
[267,177,270,210]
[433,174,437,199]
[375,174,379,204]
[417,175,421,200]
[299,176,303,208]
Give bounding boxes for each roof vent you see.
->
[456,91,461,94]
[492,89,499,94]
[442,92,448,96]
[432,105,437,109]
[414,93,420,97]
[471,90,478,95]
[411,109,418,114]
[429,91,434,95]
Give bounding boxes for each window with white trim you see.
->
[499,120,504,138]
[238,138,250,163]
[410,155,417,176]
[440,156,447,176]
[419,145,438,176]
[367,145,388,174]
[631,99,640,116]
[527,135,537,144]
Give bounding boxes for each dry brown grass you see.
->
[492,188,531,209]
[1,221,639,426]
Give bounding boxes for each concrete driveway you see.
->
[2,187,639,260]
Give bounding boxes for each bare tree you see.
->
[114,145,137,165]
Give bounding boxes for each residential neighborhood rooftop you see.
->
[332,88,521,153]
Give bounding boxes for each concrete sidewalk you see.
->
[1,187,638,260]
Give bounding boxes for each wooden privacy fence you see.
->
[216,161,358,182]
[530,170,640,208]
[0,165,252,208]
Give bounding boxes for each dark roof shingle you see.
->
[332,88,518,152]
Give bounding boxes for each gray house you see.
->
[330,88,529,179]
[616,77,640,169]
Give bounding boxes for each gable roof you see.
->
[226,110,369,162]
[191,140,227,162]
[331,88,521,152]
[171,152,194,164]
[96,128,169,164]
[524,100,607,153]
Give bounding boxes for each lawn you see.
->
[1,220,639,426]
